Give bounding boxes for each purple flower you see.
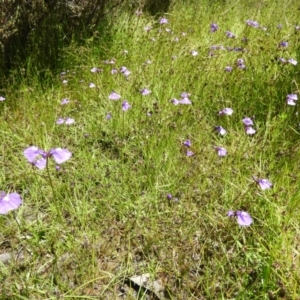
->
[89,82,96,88]
[246,20,259,28]
[225,31,235,38]
[279,41,288,48]
[288,58,297,65]
[210,23,218,32]
[90,67,102,73]
[236,58,246,69]
[179,97,192,105]
[120,66,131,77]
[60,98,70,105]
[122,100,131,111]
[144,26,152,31]
[166,193,173,200]
[242,117,254,126]
[186,150,194,157]
[0,96,6,101]
[277,24,283,29]
[191,50,198,56]
[109,91,121,100]
[228,210,253,226]
[279,58,287,64]
[183,140,191,147]
[225,66,233,72]
[257,178,272,190]
[56,118,65,125]
[140,88,151,96]
[244,126,256,135]
[159,18,168,25]
[214,146,227,157]
[286,94,298,105]
[65,118,75,125]
[219,108,233,115]
[181,92,190,98]
[111,68,118,75]
[215,126,226,136]
[0,192,22,214]
[24,146,71,168]
[106,112,112,120]
[49,148,72,164]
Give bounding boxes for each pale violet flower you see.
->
[242,117,254,126]
[60,98,70,105]
[186,150,194,157]
[109,91,121,100]
[228,210,253,226]
[219,108,233,115]
[183,140,191,147]
[245,126,256,135]
[122,100,131,111]
[214,146,227,157]
[288,58,297,65]
[210,23,218,32]
[246,20,259,28]
[140,88,151,96]
[111,68,118,75]
[89,82,96,88]
[191,50,198,56]
[0,96,5,101]
[159,18,168,25]
[279,41,288,48]
[225,31,235,38]
[24,146,72,169]
[215,126,226,136]
[286,94,298,105]
[257,178,272,190]
[90,67,102,73]
[225,66,233,72]
[0,192,22,214]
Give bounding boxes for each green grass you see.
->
[1,0,300,298]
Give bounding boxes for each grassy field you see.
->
[1,0,300,298]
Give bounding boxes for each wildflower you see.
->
[295,26,300,31]
[286,94,298,105]
[256,178,273,190]
[214,146,227,156]
[166,193,173,200]
[279,41,288,48]
[225,66,233,72]
[219,108,233,115]
[106,112,112,120]
[288,58,297,65]
[279,58,287,64]
[90,67,102,73]
[24,146,71,169]
[245,126,256,135]
[144,26,152,31]
[0,96,5,101]
[215,126,227,136]
[210,23,218,32]
[242,117,254,126]
[246,20,259,28]
[0,192,22,214]
[225,31,235,38]
[109,91,121,100]
[277,24,283,29]
[104,58,116,64]
[165,28,172,33]
[191,50,198,56]
[173,37,179,42]
[183,140,191,147]
[56,118,75,125]
[140,88,151,96]
[135,10,142,16]
[89,82,96,88]
[62,80,68,84]
[122,100,131,111]
[236,58,246,69]
[186,150,194,157]
[228,210,253,226]
[60,98,70,105]
[159,18,168,25]
[111,68,118,75]
[120,66,131,77]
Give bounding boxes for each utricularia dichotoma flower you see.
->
[140,88,151,96]
[256,178,273,190]
[122,100,131,111]
[219,108,233,115]
[242,117,256,135]
[0,192,22,214]
[286,94,298,106]
[210,23,218,32]
[228,210,253,226]
[109,91,121,100]
[215,126,227,136]
[24,146,72,169]
[214,146,227,157]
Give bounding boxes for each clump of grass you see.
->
[1,0,300,298]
